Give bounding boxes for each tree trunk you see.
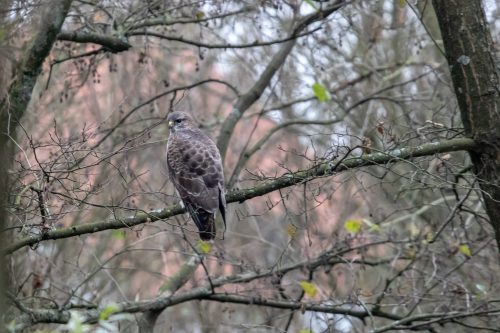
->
[433,0,500,250]
[0,0,72,324]
[0,0,13,322]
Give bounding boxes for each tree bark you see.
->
[0,0,72,326]
[433,0,500,250]
[0,0,14,325]
[0,0,72,145]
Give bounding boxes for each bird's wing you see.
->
[167,130,225,237]
[218,183,227,230]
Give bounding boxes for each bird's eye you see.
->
[175,119,182,124]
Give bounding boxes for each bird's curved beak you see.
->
[168,120,175,128]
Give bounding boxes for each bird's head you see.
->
[167,111,195,132]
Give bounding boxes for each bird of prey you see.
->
[166,111,226,240]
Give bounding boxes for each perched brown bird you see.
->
[166,111,226,240]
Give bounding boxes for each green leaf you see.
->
[197,240,212,254]
[195,11,205,20]
[299,281,318,297]
[459,244,472,257]
[99,303,120,321]
[312,82,330,102]
[344,219,362,234]
[299,329,314,333]
[111,229,126,240]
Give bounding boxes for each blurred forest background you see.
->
[1,0,500,332]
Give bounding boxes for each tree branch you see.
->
[12,244,400,330]
[14,239,494,332]
[88,78,238,155]
[138,255,202,333]
[2,137,477,255]
[55,11,318,54]
[126,28,319,49]
[57,30,132,52]
[228,118,344,187]
[216,0,348,161]
[128,6,255,30]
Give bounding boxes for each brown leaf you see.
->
[32,273,43,289]
[376,121,384,134]
[362,137,372,154]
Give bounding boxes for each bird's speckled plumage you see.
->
[166,111,226,240]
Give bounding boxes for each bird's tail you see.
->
[199,215,216,240]
[186,204,216,240]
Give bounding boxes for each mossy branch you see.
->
[2,137,477,255]
[1,0,73,130]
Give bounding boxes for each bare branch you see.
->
[138,254,202,332]
[57,30,132,52]
[13,244,400,330]
[3,137,477,255]
[128,6,255,30]
[217,0,348,161]
[14,240,496,331]
[228,118,345,187]
[126,28,320,49]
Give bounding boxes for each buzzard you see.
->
[166,111,226,240]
